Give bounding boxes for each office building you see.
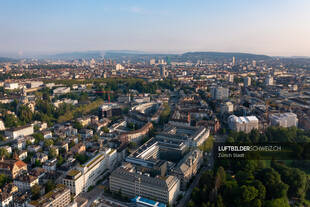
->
[110,163,180,204]
[228,115,259,133]
[269,113,298,128]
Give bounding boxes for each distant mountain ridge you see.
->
[0,57,18,62]
[180,51,271,61]
[42,51,103,60]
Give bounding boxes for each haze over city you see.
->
[1,0,310,57]
[1,1,310,207]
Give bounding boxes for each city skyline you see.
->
[1,0,310,57]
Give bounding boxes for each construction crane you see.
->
[94,90,113,103]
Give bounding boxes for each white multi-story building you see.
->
[4,82,19,90]
[228,74,234,83]
[115,64,124,70]
[269,113,298,128]
[26,81,43,88]
[228,115,259,133]
[62,148,117,196]
[53,87,70,95]
[265,75,274,86]
[4,125,34,139]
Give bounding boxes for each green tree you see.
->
[256,168,288,200]
[0,148,9,158]
[265,198,290,207]
[44,139,54,148]
[0,174,8,188]
[240,185,258,203]
[48,148,57,158]
[18,105,33,123]
[33,133,44,143]
[3,113,19,128]
[216,195,225,207]
[31,184,41,200]
[45,180,56,193]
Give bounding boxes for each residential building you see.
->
[221,101,234,113]
[0,159,27,179]
[172,150,203,190]
[14,174,39,192]
[211,87,229,100]
[119,122,153,143]
[62,148,117,196]
[0,191,13,207]
[70,143,86,155]
[53,87,70,95]
[4,125,34,139]
[27,184,71,207]
[4,82,19,90]
[269,113,298,128]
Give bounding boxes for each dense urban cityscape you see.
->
[1,0,310,207]
[0,51,309,207]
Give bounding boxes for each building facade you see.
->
[5,125,34,139]
[62,148,117,196]
[27,184,71,207]
[269,113,298,128]
[228,115,259,133]
[110,165,180,204]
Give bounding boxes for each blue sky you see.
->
[0,0,309,56]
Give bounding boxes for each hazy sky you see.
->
[0,0,310,57]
